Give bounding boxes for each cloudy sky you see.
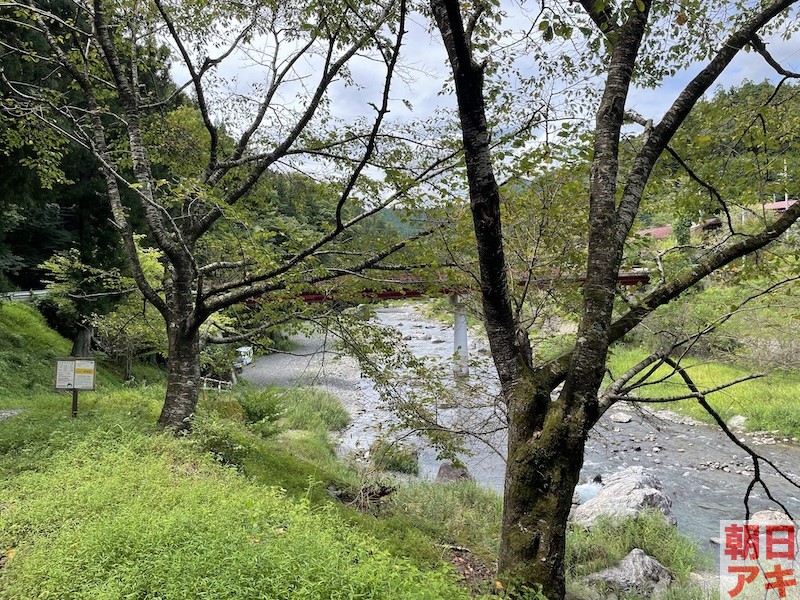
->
[169,3,800,163]
[320,5,800,142]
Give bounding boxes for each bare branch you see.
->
[662,356,800,521]
[750,33,800,78]
[608,373,766,403]
[152,0,223,175]
[615,0,800,244]
[335,0,406,229]
[201,228,435,316]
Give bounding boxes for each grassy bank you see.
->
[423,295,800,437]
[0,303,472,598]
[0,303,714,599]
[608,345,800,438]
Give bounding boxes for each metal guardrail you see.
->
[0,289,48,302]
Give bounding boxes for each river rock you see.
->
[609,412,633,424]
[583,549,672,598]
[689,571,718,598]
[749,509,792,524]
[435,461,473,482]
[727,415,747,432]
[572,466,676,527]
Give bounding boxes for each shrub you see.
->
[239,386,351,433]
[236,388,284,425]
[370,438,420,475]
[191,414,257,467]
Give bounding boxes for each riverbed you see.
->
[243,304,800,548]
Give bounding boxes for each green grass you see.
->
[382,480,503,561]
[0,429,468,599]
[0,303,725,599]
[566,511,710,580]
[0,304,474,598]
[608,345,800,437]
[566,511,715,600]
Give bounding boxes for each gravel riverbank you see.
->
[243,304,800,548]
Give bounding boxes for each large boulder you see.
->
[749,509,792,524]
[435,461,473,483]
[583,548,672,598]
[572,466,676,527]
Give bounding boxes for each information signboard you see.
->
[54,358,96,391]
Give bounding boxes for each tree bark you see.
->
[499,374,587,598]
[158,319,200,432]
[71,324,93,357]
[433,1,800,598]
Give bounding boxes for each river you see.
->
[243,304,800,549]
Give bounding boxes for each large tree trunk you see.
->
[71,324,93,357]
[499,378,588,599]
[158,321,200,432]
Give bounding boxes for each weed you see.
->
[566,511,711,581]
[370,437,420,474]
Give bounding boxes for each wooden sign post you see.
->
[55,358,96,417]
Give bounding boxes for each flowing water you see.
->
[245,304,800,549]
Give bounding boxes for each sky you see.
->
[629,33,800,120]
[167,2,800,167]
[318,5,800,157]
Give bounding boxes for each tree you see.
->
[1,0,455,431]
[430,0,800,597]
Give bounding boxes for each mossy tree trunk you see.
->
[499,377,589,598]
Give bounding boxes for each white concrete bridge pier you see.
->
[450,293,469,377]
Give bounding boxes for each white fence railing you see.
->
[200,377,233,392]
[1,289,48,302]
